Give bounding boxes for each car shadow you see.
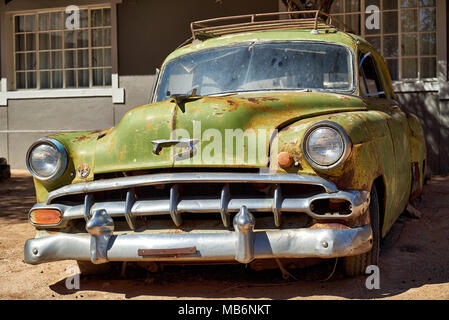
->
[0,173,36,223]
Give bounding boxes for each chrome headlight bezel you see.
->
[26,138,68,181]
[301,121,352,170]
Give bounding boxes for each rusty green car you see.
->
[24,11,426,277]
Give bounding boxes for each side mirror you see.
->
[148,68,160,103]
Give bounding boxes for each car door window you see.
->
[359,52,386,98]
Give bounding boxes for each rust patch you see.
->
[310,223,350,230]
[76,163,90,179]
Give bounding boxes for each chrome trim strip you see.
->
[46,172,339,204]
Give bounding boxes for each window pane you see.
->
[26,53,36,70]
[331,0,343,13]
[27,72,36,88]
[402,58,418,78]
[64,30,75,48]
[383,35,398,57]
[77,30,88,48]
[52,70,63,88]
[26,34,35,51]
[78,70,89,87]
[383,0,397,10]
[92,49,103,67]
[420,57,436,78]
[104,48,112,67]
[51,51,62,69]
[401,0,416,7]
[92,29,103,47]
[15,34,25,52]
[345,14,360,34]
[39,52,50,69]
[345,0,360,12]
[50,32,62,49]
[93,68,103,86]
[104,28,111,46]
[25,15,35,32]
[50,12,62,30]
[91,9,103,27]
[401,9,417,32]
[366,0,380,7]
[16,72,26,89]
[39,33,50,50]
[16,53,25,70]
[39,13,49,31]
[103,8,111,26]
[386,59,398,80]
[419,0,436,6]
[420,33,436,55]
[366,36,381,52]
[104,68,112,86]
[401,34,417,56]
[15,16,25,32]
[420,8,436,31]
[80,9,88,28]
[65,70,76,88]
[40,71,50,88]
[78,50,88,68]
[65,50,75,68]
[383,11,398,34]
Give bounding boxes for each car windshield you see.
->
[155,41,354,102]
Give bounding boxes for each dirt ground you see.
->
[0,170,448,300]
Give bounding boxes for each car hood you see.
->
[72,91,368,174]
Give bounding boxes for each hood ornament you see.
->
[151,139,200,161]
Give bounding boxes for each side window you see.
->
[359,52,385,98]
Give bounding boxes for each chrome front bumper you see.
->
[24,173,372,265]
[24,206,373,265]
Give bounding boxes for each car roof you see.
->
[163,28,376,65]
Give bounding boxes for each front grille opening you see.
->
[310,199,352,216]
[282,184,326,198]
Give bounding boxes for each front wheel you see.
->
[341,184,380,277]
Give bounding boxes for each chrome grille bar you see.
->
[46,172,339,204]
[39,190,368,226]
[125,190,137,230]
[220,184,231,227]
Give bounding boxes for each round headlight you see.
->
[302,122,351,169]
[26,139,67,181]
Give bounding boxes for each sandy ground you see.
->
[0,170,448,300]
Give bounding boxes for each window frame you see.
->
[358,51,387,98]
[12,5,112,90]
[0,3,123,106]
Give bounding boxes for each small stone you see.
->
[405,203,422,219]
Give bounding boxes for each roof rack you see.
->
[190,10,353,40]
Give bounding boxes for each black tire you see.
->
[341,184,380,277]
[76,260,111,275]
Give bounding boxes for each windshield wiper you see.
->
[170,88,203,113]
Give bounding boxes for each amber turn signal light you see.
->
[277,151,293,168]
[30,209,62,225]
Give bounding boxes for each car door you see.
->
[359,50,412,226]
